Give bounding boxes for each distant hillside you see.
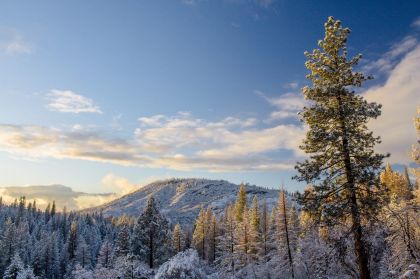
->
[0,184,114,210]
[85,178,285,227]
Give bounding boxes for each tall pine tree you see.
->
[130,196,171,268]
[294,16,387,279]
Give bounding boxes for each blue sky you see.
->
[0,0,419,195]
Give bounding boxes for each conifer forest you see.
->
[0,11,419,279]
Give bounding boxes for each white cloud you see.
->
[101,173,139,196]
[0,109,304,172]
[362,36,417,74]
[0,124,145,166]
[46,90,102,114]
[257,90,305,121]
[0,185,116,211]
[364,45,420,164]
[0,27,32,55]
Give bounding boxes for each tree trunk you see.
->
[337,94,371,279]
[149,231,154,268]
[281,191,295,279]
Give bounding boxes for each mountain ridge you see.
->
[85,178,287,227]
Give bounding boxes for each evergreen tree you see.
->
[192,207,206,259]
[207,213,217,263]
[44,203,51,223]
[235,184,247,222]
[130,196,171,268]
[267,207,277,261]
[51,201,56,218]
[260,200,270,260]
[67,222,78,260]
[115,223,130,257]
[172,223,184,254]
[236,205,250,266]
[288,203,300,254]
[276,190,295,278]
[216,205,237,276]
[248,196,262,260]
[16,266,37,279]
[4,253,24,279]
[97,240,114,268]
[294,16,387,279]
[0,218,17,274]
[75,237,91,269]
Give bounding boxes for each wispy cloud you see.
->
[256,90,305,121]
[362,35,417,74]
[46,90,102,114]
[284,82,299,90]
[0,27,32,55]
[411,17,420,29]
[364,44,420,164]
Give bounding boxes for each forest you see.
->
[0,17,419,279]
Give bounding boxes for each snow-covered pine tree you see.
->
[16,266,37,279]
[294,16,388,279]
[288,203,300,255]
[0,218,17,274]
[216,204,237,276]
[234,184,247,222]
[260,199,270,261]
[67,221,78,261]
[130,196,171,268]
[207,212,218,263]
[276,189,295,278]
[172,223,185,254]
[248,196,262,261]
[4,253,24,279]
[97,240,114,268]
[268,207,277,259]
[75,236,91,269]
[115,222,130,257]
[235,205,251,267]
[50,201,56,218]
[193,207,207,260]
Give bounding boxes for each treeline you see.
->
[0,196,192,279]
[185,168,419,279]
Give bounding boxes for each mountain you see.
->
[0,184,115,211]
[86,178,284,227]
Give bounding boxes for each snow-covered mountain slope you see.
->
[86,178,283,227]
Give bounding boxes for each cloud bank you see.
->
[0,185,115,211]
[0,111,303,172]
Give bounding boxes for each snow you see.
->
[154,249,206,279]
[86,178,284,227]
